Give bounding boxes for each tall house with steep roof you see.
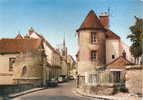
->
[76,10,133,75]
[76,10,106,75]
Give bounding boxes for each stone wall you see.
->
[78,75,115,95]
[13,50,43,86]
[0,84,33,95]
[77,70,126,95]
[0,54,18,85]
[83,85,115,95]
[125,65,143,96]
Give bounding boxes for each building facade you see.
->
[13,50,43,86]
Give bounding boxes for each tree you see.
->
[127,16,143,64]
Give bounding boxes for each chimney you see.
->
[99,12,109,29]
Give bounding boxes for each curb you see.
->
[8,88,45,99]
[74,88,136,100]
[73,88,111,100]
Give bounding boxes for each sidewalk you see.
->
[8,88,44,98]
[74,88,142,100]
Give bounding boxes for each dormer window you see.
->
[91,32,96,44]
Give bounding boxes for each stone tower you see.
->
[76,10,106,75]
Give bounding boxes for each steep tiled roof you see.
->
[106,56,132,69]
[0,38,42,53]
[105,29,120,39]
[76,10,104,32]
[76,10,121,40]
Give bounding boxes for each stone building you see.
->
[25,28,72,80]
[13,50,43,87]
[27,28,71,80]
[27,28,62,85]
[76,10,134,94]
[0,27,72,94]
[125,65,143,96]
[0,36,42,85]
[0,28,63,86]
[0,36,43,95]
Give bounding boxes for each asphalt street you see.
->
[11,81,102,100]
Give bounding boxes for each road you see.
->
[11,81,101,100]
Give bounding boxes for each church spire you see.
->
[63,35,66,48]
[62,34,67,59]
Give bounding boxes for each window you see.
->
[9,58,16,71]
[91,50,96,61]
[112,55,115,59]
[91,32,96,44]
[21,66,27,76]
[112,71,121,83]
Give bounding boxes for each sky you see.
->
[0,0,143,58]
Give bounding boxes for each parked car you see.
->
[68,75,74,80]
[58,75,67,83]
[46,78,58,87]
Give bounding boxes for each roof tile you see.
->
[77,10,104,32]
[0,38,42,53]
